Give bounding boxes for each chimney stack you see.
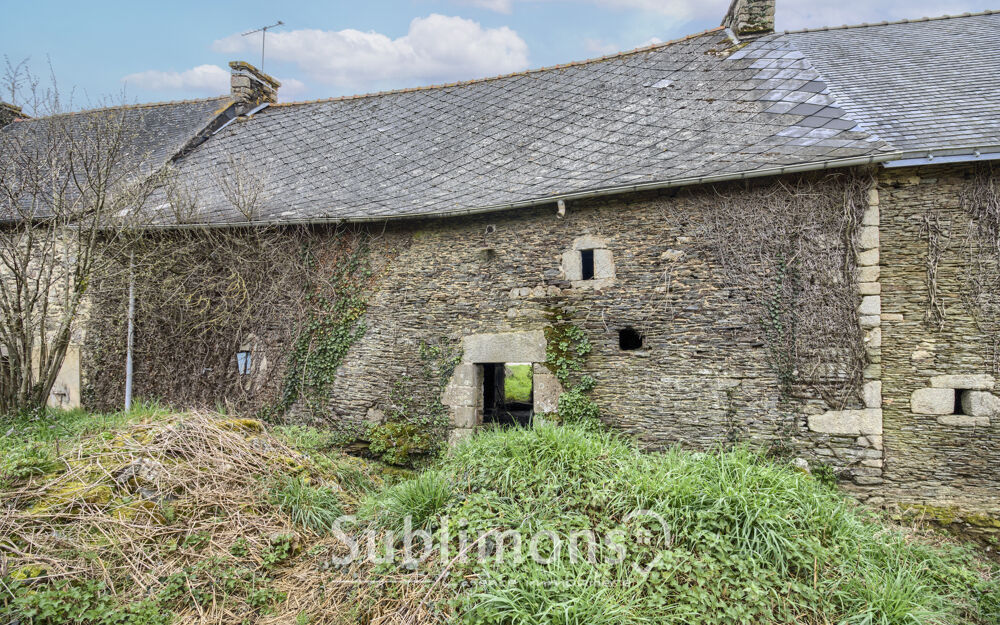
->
[0,101,27,128]
[229,61,281,109]
[722,0,776,37]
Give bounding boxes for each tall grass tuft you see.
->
[363,469,452,534]
[269,475,343,534]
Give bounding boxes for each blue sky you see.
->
[2,0,995,110]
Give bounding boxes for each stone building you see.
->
[3,0,1000,522]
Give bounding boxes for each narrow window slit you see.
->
[954,390,968,415]
[236,351,252,375]
[580,249,595,280]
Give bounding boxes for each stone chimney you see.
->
[229,61,280,108]
[0,101,27,128]
[722,0,776,37]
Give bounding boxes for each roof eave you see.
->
[143,151,903,230]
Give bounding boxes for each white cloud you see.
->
[455,0,995,28]
[583,38,620,54]
[457,0,720,19]
[276,77,308,100]
[122,64,230,93]
[212,14,530,89]
[777,0,995,30]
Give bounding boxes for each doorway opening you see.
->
[482,363,533,427]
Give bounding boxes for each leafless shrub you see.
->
[0,66,154,413]
[84,225,365,414]
[699,171,871,408]
[215,153,271,222]
[960,163,1000,373]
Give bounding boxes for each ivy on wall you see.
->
[544,308,600,428]
[275,240,371,418]
[83,227,373,418]
[365,339,461,466]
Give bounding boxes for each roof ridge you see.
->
[13,95,233,121]
[270,26,726,108]
[781,8,997,34]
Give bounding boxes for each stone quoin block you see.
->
[448,428,475,446]
[532,366,563,414]
[860,315,880,329]
[865,327,882,350]
[858,266,880,282]
[451,363,479,387]
[910,388,955,415]
[450,406,479,429]
[862,381,882,409]
[442,383,478,408]
[856,248,879,266]
[808,409,882,435]
[929,374,995,391]
[867,188,880,206]
[858,295,881,316]
[858,282,881,295]
[862,204,879,226]
[858,226,880,250]
[961,391,1000,418]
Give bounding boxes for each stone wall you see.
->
[71,161,1000,516]
[877,164,1000,517]
[321,173,875,483]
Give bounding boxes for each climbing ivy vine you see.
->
[275,240,372,418]
[544,309,601,429]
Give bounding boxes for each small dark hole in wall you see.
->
[580,249,595,280]
[954,390,968,415]
[619,327,643,351]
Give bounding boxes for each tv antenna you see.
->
[241,21,284,71]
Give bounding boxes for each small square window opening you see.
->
[236,351,252,375]
[619,327,643,351]
[580,249,595,280]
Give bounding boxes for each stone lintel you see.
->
[937,415,990,428]
[462,330,547,364]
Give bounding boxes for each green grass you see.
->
[268,475,344,534]
[363,469,452,533]
[3,407,998,625]
[382,424,1000,625]
[0,399,170,487]
[504,364,533,403]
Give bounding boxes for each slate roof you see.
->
[148,26,892,225]
[0,97,233,220]
[785,12,1000,151]
[137,11,1000,225]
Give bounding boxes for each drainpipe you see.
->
[124,252,135,411]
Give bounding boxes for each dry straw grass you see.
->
[0,411,457,624]
[0,412,311,622]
